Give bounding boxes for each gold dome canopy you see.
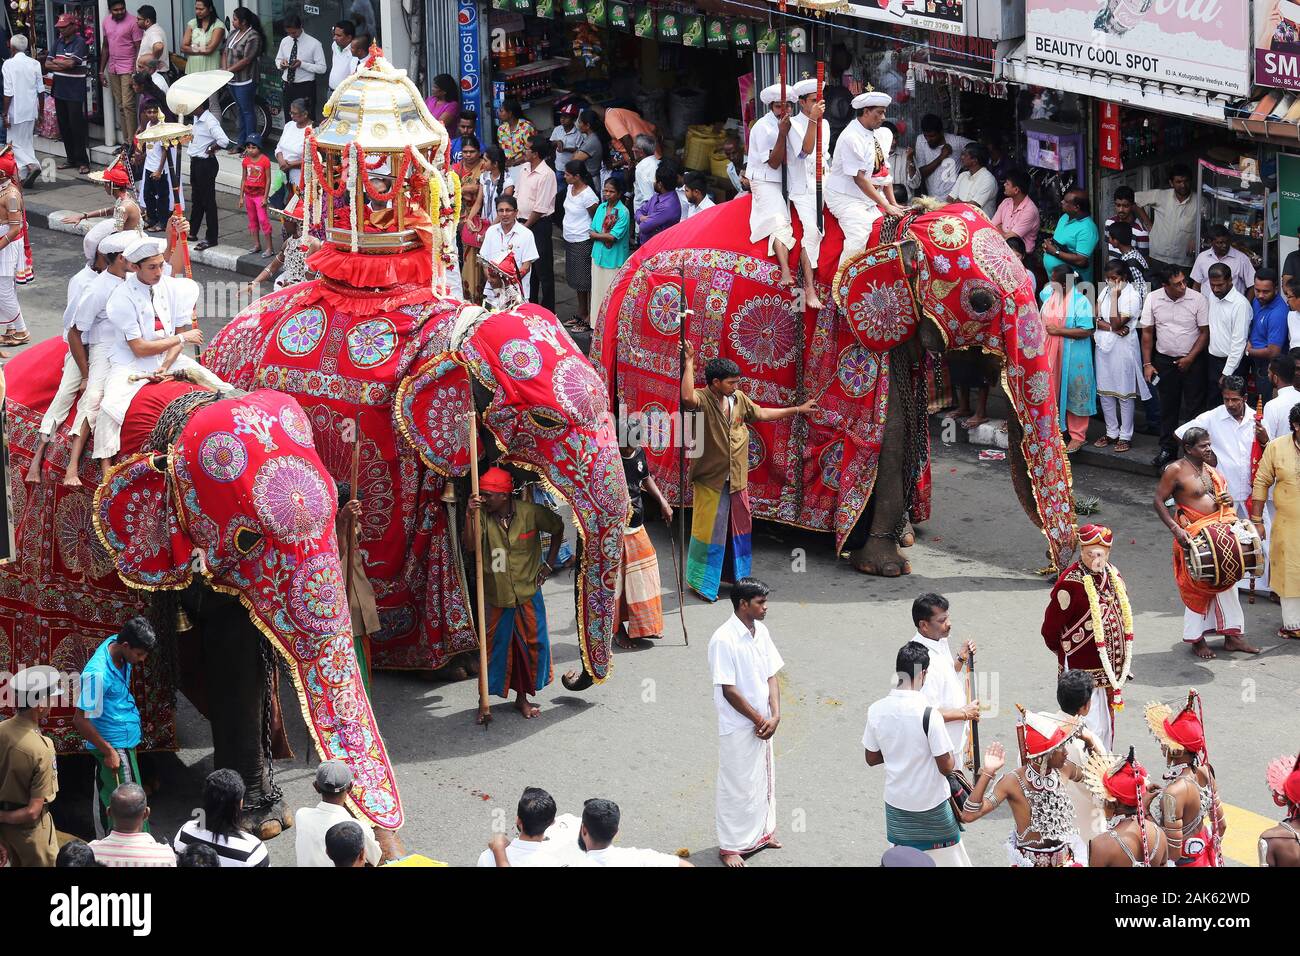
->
[313,52,447,153]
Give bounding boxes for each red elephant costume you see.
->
[593,196,1076,568]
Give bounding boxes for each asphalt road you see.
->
[21,225,1298,868]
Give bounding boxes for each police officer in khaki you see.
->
[0,665,63,866]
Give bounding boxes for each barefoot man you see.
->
[1153,426,1259,659]
[709,577,783,867]
[465,466,564,719]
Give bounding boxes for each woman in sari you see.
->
[588,175,631,329]
[454,135,486,301]
[1039,264,1097,453]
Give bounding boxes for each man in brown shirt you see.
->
[0,666,64,867]
[680,341,816,601]
[465,466,565,719]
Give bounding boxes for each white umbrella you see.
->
[166,69,233,117]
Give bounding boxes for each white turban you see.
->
[84,220,116,263]
[123,237,167,262]
[99,231,138,256]
[791,78,819,99]
[852,91,892,109]
[759,82,796,106]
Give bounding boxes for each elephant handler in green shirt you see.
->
[465,466,565,720]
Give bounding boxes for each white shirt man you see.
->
[680,193,715,221]
[69,231,136,449]
[1190,241,1255,296]
[708,606,783,864]
[295,802,381,866]
[275,120,309,189]
[328,38,359,92]
[950,163,998,218]
[1265,379,1299,441]
[908,630,969,762]
[187,109,231,159]
[34,223,116,451]
[825,90,894,271]
[98,237,227,460]
[479,216,539,307]
[861,657,971,867]
[788,78,831,276]
[913,129,967,199]
[137,20,167,70]
[275,30,327,85]
[745,84,807,260]
[3,38,45,178]
[633,152,658,222]
[1205,280,1251,379]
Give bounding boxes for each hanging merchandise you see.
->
[586,0,607,26]
[756,25,780,55]
[573,21,604,67]
[706,17,729,50]
[658,9,682,44]
[634,5,654,38]
[534,0,554,17]
[731,20,754,52]
[561,0,584,20]
[609,1,633,30]
[681,14,705,48]
[509,0,531,11]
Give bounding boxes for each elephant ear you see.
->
[393,352,474,477]
[831,241,922,351]
[93,452,196,591]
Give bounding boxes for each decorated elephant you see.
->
[203,285,631,691]
[1,342,401,836]
[593,197,1077,576]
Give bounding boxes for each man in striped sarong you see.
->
[680,341,816,602]
[616,432,672,647]
[465,467,565,719]
[863,641,973,866]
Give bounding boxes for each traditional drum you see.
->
[1185,520,1264,590]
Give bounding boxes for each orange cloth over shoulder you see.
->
[1172,465,1236,615]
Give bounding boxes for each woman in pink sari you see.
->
[425,73,460,130]
[1039,264,1098,453]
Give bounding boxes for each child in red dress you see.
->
[240,135,274,257]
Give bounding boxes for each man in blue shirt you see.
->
[1247,268,1289,403]
[449,111,476,167]
[42,13,91,174]
[73,616,156,836]
[1041,189,1100,283]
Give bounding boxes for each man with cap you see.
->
[294,760,382,866]
[97,233,231,464]
[464,466,566,720]
[61,228,138,487]
[25,220,116,482]
[959,712,1087,866]
[790,77,829,310]
[1040,523,1134,750]
[1260,751,1300,866]
[746,81,821,303]
[1083,747,1167,867]
[549,102,584,200]
[45,13,92,175]
[0,666,64,867]
[825,89,906,273]
[1145,691,1224,866]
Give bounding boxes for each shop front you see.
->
[1010,0,1269,272]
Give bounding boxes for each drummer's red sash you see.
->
[1173,466,1237,615]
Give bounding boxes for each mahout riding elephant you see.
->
[594,197,1077,577]
[204,282,630,689]
[1,340,401,837]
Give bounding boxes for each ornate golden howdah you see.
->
[300,46,460,294]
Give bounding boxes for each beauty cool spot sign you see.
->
[1026,0,1251,98]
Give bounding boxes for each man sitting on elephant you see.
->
[465,467,565,720]
[72,616,157,839]
[825,89,906,273]
[680,342,816,603]
[96,235,231,465]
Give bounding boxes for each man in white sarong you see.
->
[26,220,116,482]
[61,229,137,486]
[790,78,829,311]
[708,577,783,868]
[746,82,818,302]
[98,236,230,462]
[825,90,905,272]
[1176,377,1267,592]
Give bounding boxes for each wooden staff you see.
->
[675,264,692,645]
[815,58,824,233]
[1249,395,1264,604]
[468,412,492,725]
[965,651,981,776]
[778,2,788,204]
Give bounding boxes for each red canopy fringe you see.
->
[307,244,433,289]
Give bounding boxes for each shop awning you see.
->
[1225,90,1300,146]
[1003,41,1228,125]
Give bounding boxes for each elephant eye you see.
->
[234,527,264,556]
[967,289,997,314]
[525,408,567,435]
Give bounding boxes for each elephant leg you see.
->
[850,344,917,577]
[199,592,293,839]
